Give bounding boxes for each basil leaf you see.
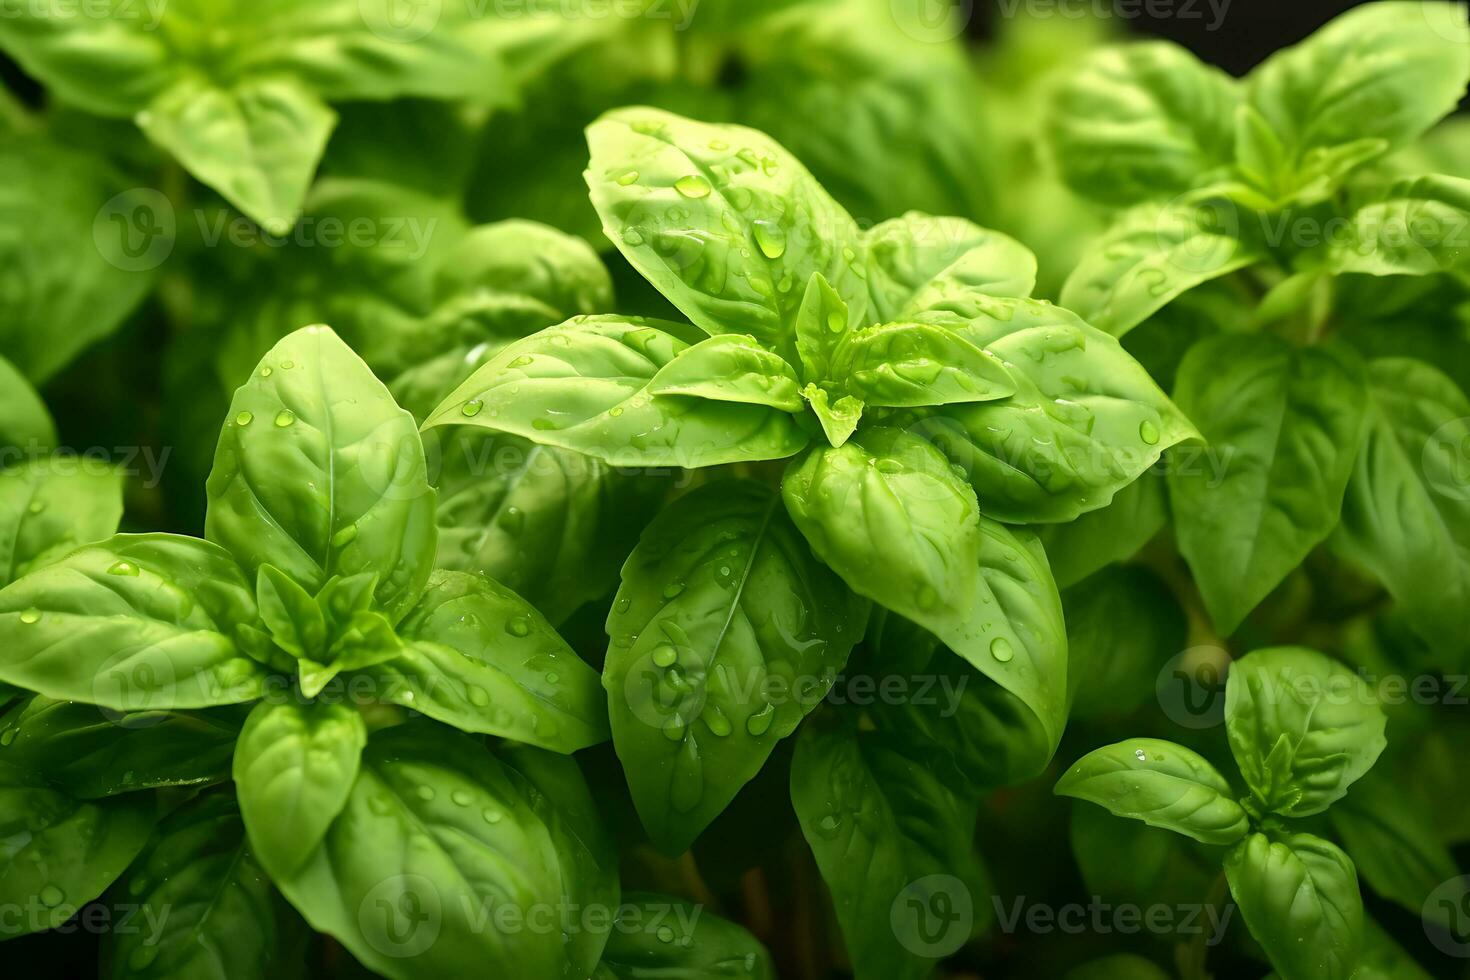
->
[1224,831,1363,980]
[234,698,366,880]
[433,430,663,625]
[102,791,289,980]
[791,721,987,980]
[1060,197,1266,337]
[1224,646,1387,817]
[0,459,124,587]
[586,107,867,352]
[0,138,156,381]
[0,760,154,938]
[1047,42,1238,206]
[605,479,865,852]
[1170,335,1368,633]
[206,325,438,624]
[423,316,809,467]
[864,214,1038,319]
[0,696,242,798]
[839,321,1016,408]
[783,428,1067,770]
[801,383,865,450]
[910,299,1197,523]
[366,570,608,751]
[0,4,172,115]
[0,534,269,710]
[1236,2,1470,204]
[0,356,53,450]
[496,745,619,978]
[139,76,336,235]
[1036,474,1167,589]
[1329,768,1460,925]
[647,334,805,412]
[255,564,328,662]
[1333,359,1470,654]
[794,270,857,386]
[1329,175,1470,276]
[275,723,572,979]
[1064,565,1186,720]
[1056,738,1249,845]
[595,892,775,979]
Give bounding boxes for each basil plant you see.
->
[420,107,1196,977]
[1058,647,1389,980]
[0,325,642,974]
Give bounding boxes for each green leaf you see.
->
[1070,803,1223,911]
[233,698,366,880]
[1333,358,1470,653]
[1224,831,1363,980]
[1224,647,1387,817]
[647,334,804,412]
[839,321,1016,408]
[794,271,857,385]
[254,564,327,662]
[495,745,619,979]
[1060,197,1266,337]
[102,791,288,980]
[585,107,867,353]
[791,722,987,980]
[801,383,865,449]
[0,355,53,449]
[1046,41,1238,205]
[0,534,269,710]
[595,892,775,980]
[423,316,809,468]
[0,4,173,115]
[1170,335,1368,633]
[0,459,124,587]
[1329,768,1460,924]
[365,570,608,752]
[0,761,154,938]
[1235,2,1470,204]
[139,76,335,234]
[0,696,243,798]
[206,325,438,624]
[1064,565,1187,720]
[1329,175,1470,276]
[1036,475,1167,589]
[782,428,1067,771]
[0,137,157,381]
[604,480,866,853]
[274,723,573,979]
[431,431,663,626]
[864,214,1037,320]
[1055,738,1249,845]
[908,298,1198,522]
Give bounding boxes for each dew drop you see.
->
[745,702,776,736]
[450,790,472,807]
[467,686,490,707]
[331,524,359,548]
[753,220,786,259]
[39,885,64,907]
[19,609,40,625]
[274,410,296,428]
[0,730,15,747]
[615,597,632,614]
[483,809,503,824]
[234,411,254,426]
[652,645,678,668]
[1139,419,1161,445]
[989,637,1015,663]
[662,579,686,599]
[281,360,295,370]
[259,366,273,378]
[108,561,140,577]
[1134,748,1148,762]
[621,229,645,247]
[462,399,485,418]
[415,785,435,801]
[657,925,675,943]
[674,174,712,199]
[506,616,531,638]
[616,170,639,186]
